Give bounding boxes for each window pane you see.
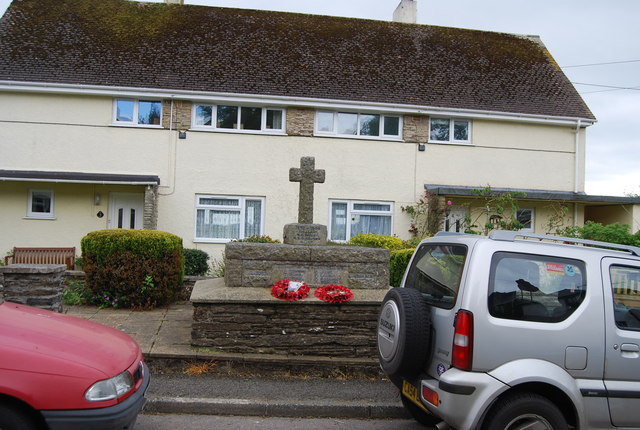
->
[266,109,283,130]
[244,200,262,237]
[330,202,348,241]
[383,116,400,136]
[517,209,533,230]
[430,119,450,141]
[359,114,380,136]
[351,214,391,237]
[116,100,134,122]
[199,209,240,239]
[138,100,161,125]
[217,105,238,129]
[453,120,469,141]
[405,244,467,309]
[31,191,52,213]
[241,107,262,130]
[611,265,640,330]
[489,253,586,322]
[337,112,358,135]
[195,105,212,126]
[353,203,391,211]
[199,197,239,206]
[317,112,334,132]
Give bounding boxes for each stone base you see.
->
[225,242,390,289]
[190,278,389,359]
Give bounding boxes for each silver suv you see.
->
[378,231,640,430]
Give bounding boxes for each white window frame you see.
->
[191,104,286,134]
[428,117,472,144]
[112,99,163,127]
[194,195,266,243]
[329,199,394,242]
[26,189,55,219]
[517,208,535,233]
[315,111,402,140]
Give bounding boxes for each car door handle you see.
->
[620,343,640,358]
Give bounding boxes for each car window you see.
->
[489,252,586,322]
[404,244,467,309]
[610,265,640,330]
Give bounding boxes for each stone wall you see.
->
[403,114,429,143]
[225,242,389,289]
[286,107,315,136]
[0,264,65,312]
[192,301,380,358]
[162,99,192,130]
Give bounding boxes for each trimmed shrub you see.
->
[390,248,415,287]
[81,229,184,309]
[348,233,405,250]
[184,248,209,276]
[234,235,281,243]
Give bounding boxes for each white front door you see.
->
[108,192,144,229]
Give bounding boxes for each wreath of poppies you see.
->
[271,279,310,301]
[314,284,354,304]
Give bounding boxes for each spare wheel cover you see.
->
[377,287,431,377]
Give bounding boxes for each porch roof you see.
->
[0,170,160,185]
[425,185,640,205]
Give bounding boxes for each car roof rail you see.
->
[489,230,640,257]
[434,231,467,237]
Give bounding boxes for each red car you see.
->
[0,299,150,430]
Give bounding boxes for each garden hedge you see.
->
[81,229,184,309]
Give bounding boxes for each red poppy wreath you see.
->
[271,279,310,301]
[314,285,354,304]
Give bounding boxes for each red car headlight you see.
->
[84,370,133,402]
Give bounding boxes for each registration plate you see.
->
[402,379,428,411]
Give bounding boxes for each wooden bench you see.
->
[4,247,76,270]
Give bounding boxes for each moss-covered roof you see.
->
[0,0,594,119]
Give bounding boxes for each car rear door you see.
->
[602,258,640,427]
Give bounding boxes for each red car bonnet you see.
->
[0,301,140,378]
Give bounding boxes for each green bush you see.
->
[234,235,281,243]
[348,233,405,250]
[390,248,415,287]
[81,229,184,309]
[183,248,209,276]
[560,221,640,247]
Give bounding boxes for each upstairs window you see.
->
[27,189,54,219]
[329,200,393,241]
[429,118,471,144]
[316,111,401,139]
[114,99,162,126]
[195,195,264,242]
[193,104,284,133]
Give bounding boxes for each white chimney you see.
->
[393,0,417,24]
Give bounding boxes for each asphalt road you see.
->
[136,413,428,429]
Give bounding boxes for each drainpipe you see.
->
[574,119,582,226]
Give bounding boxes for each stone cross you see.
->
[289,157,325,224]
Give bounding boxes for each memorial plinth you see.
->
[224,242,389,289]
[190,156,391,362]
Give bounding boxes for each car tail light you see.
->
[452,309,473,371]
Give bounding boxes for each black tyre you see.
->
[377,287,431,378]
[0,403,38,430]
[482,392,568,430]
[400,394,441,427]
